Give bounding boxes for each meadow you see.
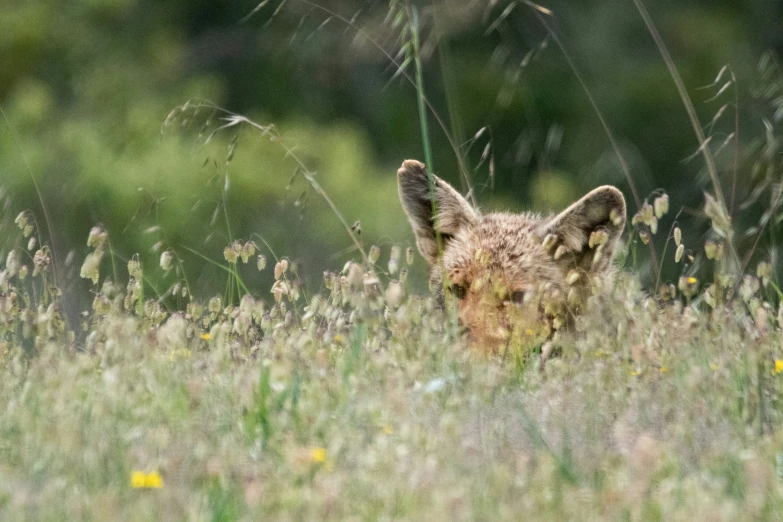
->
[1,213,783,520]
[2,1,783,520]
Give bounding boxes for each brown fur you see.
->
[397,159,626,351]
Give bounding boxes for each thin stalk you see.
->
[291,0,475,202]
[408,4,434,173]
[1,107,60,287]
[631,0,727,210]
[526,4,659,278]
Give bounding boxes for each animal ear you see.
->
[397,159,478,265]
[538,186,626,274]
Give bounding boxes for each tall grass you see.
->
[1,1,783,520]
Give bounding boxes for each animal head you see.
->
[397,159,626,351]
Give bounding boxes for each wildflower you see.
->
[382,425,394,435]
[774,360,783,376]
[631,370,641,377]
[659,367,668,373]
[710,364,718,371]
[310,447,327,464]
[131,471,163,489]
[678,276,698,298]
[200,332,211,340]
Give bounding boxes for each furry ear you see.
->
[538,186,626,274]
[397,159,477,265]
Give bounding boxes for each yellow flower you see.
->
[200,332,211,340]
[659,367,668,373]
[525,329,535,336]
[631,370,641,377]
[131,471,163,489]
[687,277,697,284]
[773,360,783,375]
[382,425,393,435]
[131,471,146,488]
[310,447,327,464]
[710,364,718,371]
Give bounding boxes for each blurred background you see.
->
[1,0,782,308]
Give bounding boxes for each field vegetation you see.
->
[2,1,783,520]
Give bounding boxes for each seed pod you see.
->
[368,245,380,265]
[640,202,654,225]
[160,250,173,271]
[675,244,685,263]
[128,258,142,280]
[388,245,401,275]
[589,229,608,249]
[674,227,682,247]
[223,245,238,264]
[274,259,289,280]
[87,225,107,249]
[257,255,267,271]
[654,194,669,218]
[406,247,415,265]
[610,209,624,226]
[649,216,658,235]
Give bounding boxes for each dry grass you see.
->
[1,224,783,520]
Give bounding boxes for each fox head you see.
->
[397,159,626,351]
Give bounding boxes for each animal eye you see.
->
[510,291,526,304]
[449,284,467,299]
